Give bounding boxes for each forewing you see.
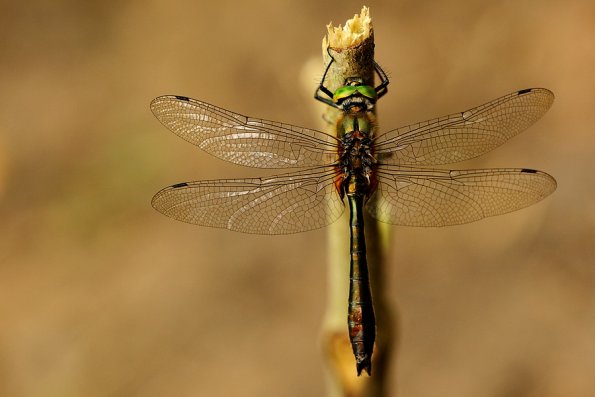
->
[152,168,344,234]
[151,95,339,168]
[375,88,554,166]
[368,166,556,226]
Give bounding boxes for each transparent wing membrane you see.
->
[368,166,556,227]
[151,95,339,168]
[151,88,556,233]
[374,88,554,166]
[151,168,344,234]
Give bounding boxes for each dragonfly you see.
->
[150,54,556,376]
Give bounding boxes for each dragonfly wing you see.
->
[375,88,554,166]
[368,166,556,226]
[152,168,344,234]
[151,95,339,168]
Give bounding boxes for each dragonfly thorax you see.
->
[338,131,376,198]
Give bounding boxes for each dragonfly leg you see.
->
[315,47,390,105]
[314,47,339,107]
[373,61,389,99]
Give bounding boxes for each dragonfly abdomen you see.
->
[347,191,376,376]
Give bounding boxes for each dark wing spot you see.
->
[174,95,190,101]
[171,182,189,188]
[521,168,538,174]
[518,88,532,95]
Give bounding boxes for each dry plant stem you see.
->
[320,7,393,397]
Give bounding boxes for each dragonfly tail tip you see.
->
[356,360,372,376]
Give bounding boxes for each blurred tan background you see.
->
[0,0,594,396]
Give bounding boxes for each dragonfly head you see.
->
[333,78,378,114]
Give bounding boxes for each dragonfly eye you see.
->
[355,85,378,101]
[333,85,357,103]
[333,85,378,105]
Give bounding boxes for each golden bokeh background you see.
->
[1,1,593,396]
